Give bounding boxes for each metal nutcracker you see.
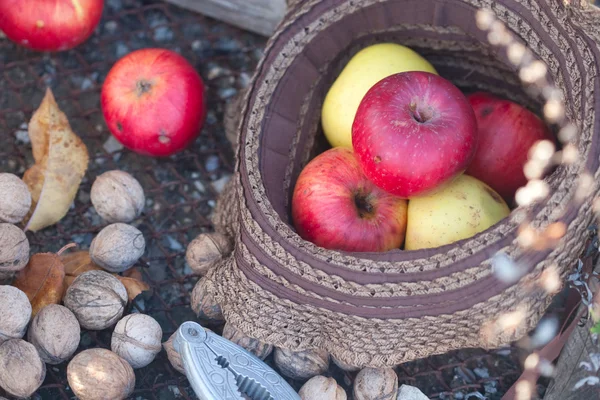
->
[174,321,300,400]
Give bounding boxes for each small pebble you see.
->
[211,175,231,194]
[218,87,237,100]
[473,367,489,379]
[103,135,124,154]
[191,40,203,51]
[396,384,428,400]
[153,26,174,42]
[238,72,251,88]
[205,155,220,172]
[14,123,29,144]
[116,42,129,58]
[105,21,118,33]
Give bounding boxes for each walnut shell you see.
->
[90,223,145,273]
[63,270,127,330]
[91,170,145,223]
[353,368,398,400]
[299,376,347,400]
[222,322,273,360]
[274,347,330,380]
[111,314,162,369]
[332,355,360,372]
[67,348,135,400]
[0,173,32,224]
[0,286,31,344]
[185,232,232,276]
[0,339,46,398]
[191,277,225,322]
[163,331,185,374]
[0,223,30,274]
[27,304,80,364]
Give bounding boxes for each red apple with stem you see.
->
[101,48,206,157]
[291,148,408,252]
[466,92,555,203]
[0,0,104,51]
[352,71,478,198]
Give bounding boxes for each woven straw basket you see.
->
[206,0,600,368]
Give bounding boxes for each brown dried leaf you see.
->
[61,251,102,276]
[117,276,150,302]
[13,253,66,317]
[23,88,89,232]
[60,251,149,301]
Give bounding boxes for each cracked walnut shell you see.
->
[91,170,145,223]
[0,339,46,399]
[0,173,32,224]
[0,223,30,274]
[111,314,162,369]
[28,304,80,365]
[67,348,135,400]
[63,270,127,330]
[185,232,232,276]
[90,223,145,273]
[0,286,31,345]
[274,347,330,380]
[299,376,347,400]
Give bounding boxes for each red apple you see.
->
[101,48,206,157]
[466,92,554,202]
[0,0,104,51]
[291,148,408,252]
[352,71,478,198]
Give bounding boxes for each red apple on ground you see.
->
[291,148,408,252]
[466,92,554,203]
[101,48,206,157]
[0,0,104,51]
[352,71,478,198]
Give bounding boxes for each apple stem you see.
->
[136,79,153,97]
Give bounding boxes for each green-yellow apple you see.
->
[405,174,510,250]
[321,43,437,149]
[291,148,408,252]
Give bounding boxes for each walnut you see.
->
[163,332,185,374]
[0,173,32,224]
[191,277,225,323]
[353,368,398,400]
[185,232,232,275]
[299,376,347,400]
[163,327,213,375]
[0,223,30,274]
[90,223,145,273]
[111,314,162,369]
[0,339,46,398]
[91,170,145,223]
[332,355,360,372]
[0,286,31,344]
[222,322,273,360]
[27,304,80,364]
[67,348,135,400]
[63,270,127,330]
[274,347,330,380]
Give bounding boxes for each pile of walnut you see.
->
[1,168,427,400]
[0,170,160,400]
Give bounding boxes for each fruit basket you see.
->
[206,0,600,369]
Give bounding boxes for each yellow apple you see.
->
[321,43,437,148]
[405,175,510,250]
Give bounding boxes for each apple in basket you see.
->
[352,71,478,198]
[466,92,555,203]
[291,148,408,252]
[101,48,206,157]
[0,0,104,51]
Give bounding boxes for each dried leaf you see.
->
[13,253,66,317]
[23,88,89,232]
[117,276,150,302]
[61,251,149,301]
[61,250,102,276]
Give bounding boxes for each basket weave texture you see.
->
[207,0,600,368]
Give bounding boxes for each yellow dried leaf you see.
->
[117,276,150,302]
[23,88,89,232]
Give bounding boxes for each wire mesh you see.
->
[0,0,528,398]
